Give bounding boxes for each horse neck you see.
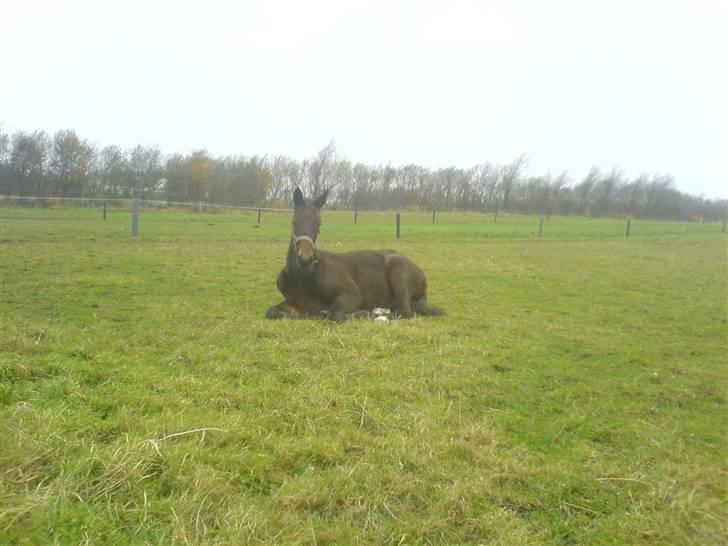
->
[285,238,298,273]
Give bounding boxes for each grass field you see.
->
[1,207,726,544]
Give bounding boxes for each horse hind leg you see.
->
[386,253,431,318]
[266,301,297,319]
[386,267,414,318]
[413,293,428,315]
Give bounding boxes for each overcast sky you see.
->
[2,0,726,198]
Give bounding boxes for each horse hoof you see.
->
[265,307,285,319]
[328,311,347,322]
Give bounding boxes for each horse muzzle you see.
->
[297,254,315,267]
[293,234,319,269]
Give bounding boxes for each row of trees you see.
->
[1,126,725,221]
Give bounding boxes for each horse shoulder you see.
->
[276,267,300,296]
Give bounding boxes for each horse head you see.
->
[291,187,329,272]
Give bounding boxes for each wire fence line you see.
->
[2,194,726,239]
[0,195,499,215]
[0,194,293,213]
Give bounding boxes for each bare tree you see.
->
[644,173,679,218]
[331,159,353,207]
[471,162,498,210]
[623,174,648,216]
[94,145,130,196]
[306,139,338,197]
[0,124,9,164]
[128,145,162,198]
[9,130,51,196]
[432,167,458,210]
[50,129,94,197]
[268,155,306,204]
[547,171,571,217]
[592,167,623,216]
[351,163,373,210]
[0,124,10,194]
[574,166,600,215]
[499,154,528,211]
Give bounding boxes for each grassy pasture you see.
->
[1,207,726,544]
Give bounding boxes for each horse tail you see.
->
[417,305,447,316]
[413,293,446,317]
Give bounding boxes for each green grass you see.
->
[1,207,726,544]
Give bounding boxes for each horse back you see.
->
[323,250,393,308]
[326,249,427,303]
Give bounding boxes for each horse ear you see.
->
[293,187,304,209]
[314,188,330,210]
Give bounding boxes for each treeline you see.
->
[1,126,725,221]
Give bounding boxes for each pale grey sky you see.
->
[2,0,726,198]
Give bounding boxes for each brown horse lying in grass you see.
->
[265,187,445,322]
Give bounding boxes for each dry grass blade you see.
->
[150,428,228,442]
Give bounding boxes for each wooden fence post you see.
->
[354,209,358,224]
[257,208,261,225]
[103,201,107,220]
[132,199,139,236]
[396,211,401,239]
[432,209,436,224]
[625,218,631,238]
